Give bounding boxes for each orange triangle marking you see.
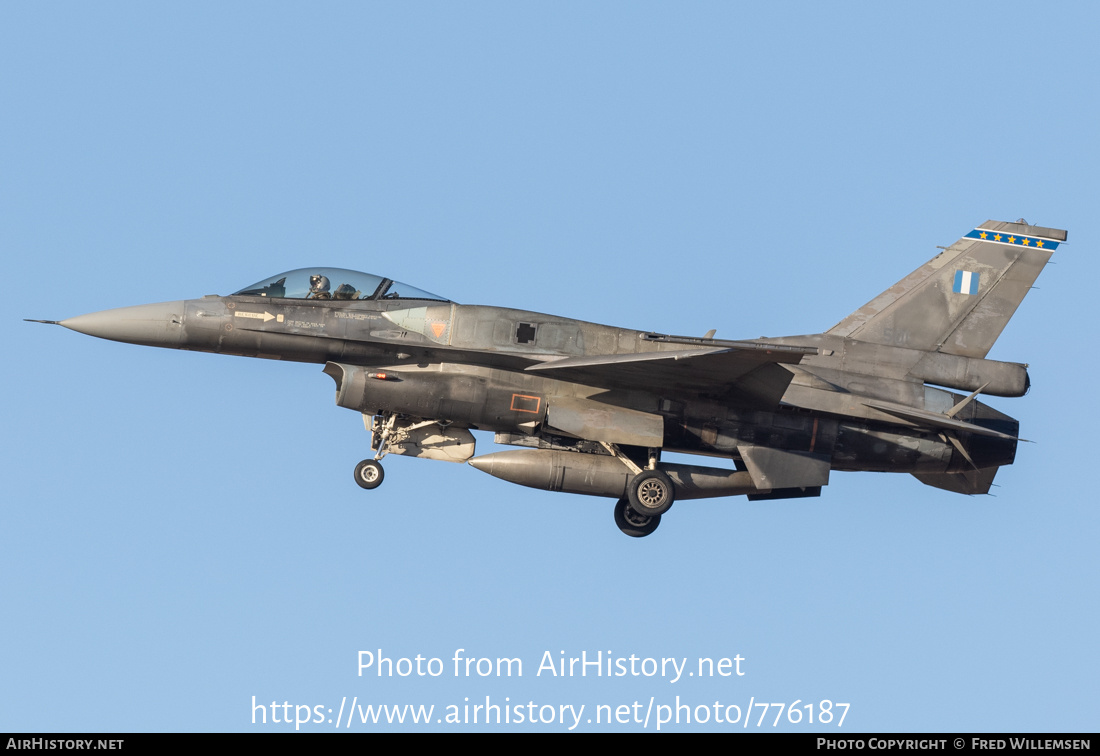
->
[431,322,446,338]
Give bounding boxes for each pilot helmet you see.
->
[309,274,331,295]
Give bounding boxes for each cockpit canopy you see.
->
[234,268,450,303]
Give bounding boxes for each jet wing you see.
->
[525,342,816,406]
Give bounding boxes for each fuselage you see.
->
[58,291,1019,479]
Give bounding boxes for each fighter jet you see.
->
[29,219,1063,537]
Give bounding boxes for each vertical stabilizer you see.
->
[828,221,1065,358]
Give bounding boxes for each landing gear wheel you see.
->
[627,469,675,517]
[354,459,385,490]
[614,497,661,538]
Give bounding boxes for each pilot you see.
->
[308,274,331,299]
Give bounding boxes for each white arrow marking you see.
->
[234,311,277,322]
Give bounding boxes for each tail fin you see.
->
[828,220,1066,358]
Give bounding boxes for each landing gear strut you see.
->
[352,413,396,491]
[614,497,661,538]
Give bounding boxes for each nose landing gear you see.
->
[354,458,385,489]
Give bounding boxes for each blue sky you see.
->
[2,2,1097,732]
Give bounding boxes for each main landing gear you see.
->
[614,497,661,538]
[602,443,675,537]
[626,468,675,517]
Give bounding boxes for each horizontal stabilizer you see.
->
[863,401,1021,441]
[912,468,998,495]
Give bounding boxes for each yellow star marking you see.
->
[1022,237,1030,245]
[994,234,1002,241]
[1036,239,1044,248]
[979,231,988,239]
[1008,236,1016,244]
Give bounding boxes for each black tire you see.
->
[627,469,675,517]
[354,459,385,490]
[614,497,661,538]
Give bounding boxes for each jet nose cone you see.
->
[60,301,186,347]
